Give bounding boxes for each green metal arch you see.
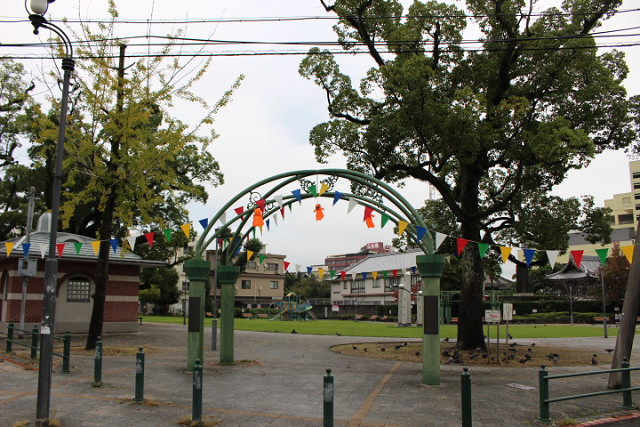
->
[194,169,433,263]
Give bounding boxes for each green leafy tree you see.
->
[233,238,265,271]
[30,5,242,349]
[139,266,181,315]
[300,0,637,350]
[593,241,629,307]
[286,274,331,299]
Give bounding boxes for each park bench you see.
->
[370,315,379,321]
[381,315,389,321]
[241,312,254,319]
[593,316,610,323]
[257,313,269,318]
[354,315,364,321]
[450,317,458,324]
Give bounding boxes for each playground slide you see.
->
[269,308,288,321]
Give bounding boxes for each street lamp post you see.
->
[26,1,75,425]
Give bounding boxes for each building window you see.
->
[351,280,365,293]
[270,281,278,289]
[241,280,251,289]
[372,279,380,288]
[265,263,279,272]
[67,277,91,302]
[386,277,401,291]
[182,281,189,292]
[619,214,634,225]
[344,281,350,290]
[246,261,257,270]
[623,196,631,204]
[635,193,640,200]
[633,172,640,180]
[634,183,640,189]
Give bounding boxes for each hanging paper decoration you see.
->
[180,224,191,239]
[284,261,290,271]
[234,246,241,256]
[595,248,609,266]
[280,207,285,219]
[220,212,226,225]
[347,199,357,214]
[91,241,100,255]
[266,219,270,230]
[314,204,325,221]
[253,208,265,227]
[546,250,559,269]
[330,270,336,278]
[145,232,155,248]
[333,191,343,205]
[39,243,47,258]
[234,206,244,216]
[22,243,31,257]
[397,221,408,235]
[292,189,302,203]
[456,238,469,256]
[275,194,283,208]
[56,243,65,257]
[127,235,137,251]
[478,243,490,258]
[163,228,172,242]
[72,242,82,255]
[273,215,278,227]
[319,182,330,196]
[446,255,452,263]
[256,199,266,211]
[570,250,584,268]
[308,184,317,197]
[523,248,536,267]
[295,264,301,272]
[340,271,346,280]
[259,254,266,265]
[318,268,324,278]
[306,266,312,275]
[381,213,391,228]
[500,246,512,264]
[392,269,398,277]
[621,245,634,264]
[4,242,13,257]
[110,238,119,253]
[435,232,448,251]
[363,206,374,221]
[199,218,209,230]
[362,272,368,280]
[416,226,427,242]
[247,250,254,261]
[411,266,417,275]
[372,271,378,280]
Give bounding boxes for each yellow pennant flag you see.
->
[372,271,378,280]
[318,268,325,278]
[621,245,635,264]
[180,223,191,239]
[397,220,409,236]
[319,182,330,196]
[500,246,512,264]
[5,242,14,257]
[247,250,254,260]
[91,241,100,255]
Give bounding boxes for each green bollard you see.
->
[461,367,472,427]
[538,365,551,424]
[323,368,334,427]
[622,357,633,409]
[30,325,39,359]
[6,322,14,353]
[134,347,145,403]
[192,359,203,426]
[94,336,103,385]
[61,331,71,374]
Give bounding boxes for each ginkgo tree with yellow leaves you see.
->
[30,3,243,350]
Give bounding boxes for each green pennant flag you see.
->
[478,243,490,258]
[73,242,83,255]
[252,228,256,239]
[330,270,336,278]
[259,254,266,265]
[382,271,388,279]
[308,184,317,197]
[381,213,391,228]
[595,248,609,266]
[163,229,172,242]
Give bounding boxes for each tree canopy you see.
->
[300,0,638,349]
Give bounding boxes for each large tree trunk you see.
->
[608,223,640,388]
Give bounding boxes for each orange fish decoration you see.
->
[314,203,325,221]
[252,207,264,227]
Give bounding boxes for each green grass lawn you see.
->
[140,315,620,339]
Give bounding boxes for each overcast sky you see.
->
[2,1,639,272]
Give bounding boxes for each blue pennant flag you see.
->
[333,191,344,205]
[199,218,209,229]
[416,226,427,242]
[110,238,119,253]
[523,248,536,267]
[22,243,31,257]
[307,266,313,275]
[266,219,270,230]
[411,266,417,275]
[234,246,241,256]
[292,189,302,203]
[362,272,368,280]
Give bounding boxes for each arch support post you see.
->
[417,254,445,385]
[216,264,240,364]
[184,259,211,371]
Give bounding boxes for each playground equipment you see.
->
[269,293,314,321]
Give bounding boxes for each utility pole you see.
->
[18,187,36,338]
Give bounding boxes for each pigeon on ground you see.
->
[336,332,342,336]
[443,337,450,342]
[352,345,358,350]
[291,329,298,334]
[592,354,598,365]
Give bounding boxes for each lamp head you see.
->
[27,0,55,15]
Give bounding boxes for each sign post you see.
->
[485,309,501,364]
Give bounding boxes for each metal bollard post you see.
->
[134,347,145,403]
[323,368,334,427]
[30,325,39,359]
[538,365,551,424]
[461,367,472,427]
[94,336,103,386]
[192,359,203,425]
[622,357,633,409]
[6,322,14,353]
[62,330,71,374]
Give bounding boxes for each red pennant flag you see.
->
[56,243,65,257]
[234,206,244,216]
[256,199,266,211]
[284,261,290,271]
[280,207,285,219]
[340,271,346,280]
[571,250,584,268]
[456,238,470,256]
[145,232,155,248]
[363,206,374,221]
[392,269,398,278]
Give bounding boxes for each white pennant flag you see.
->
[445,255,452,264]
[273,214,278,227]
[435,232,448,251]
[127,235,138,251]
[220,212,226,225]
[39,243,47,258]
[546,250,559,269]
[275,194,284,209]
[347,199,358,214]
[295,264,301,272]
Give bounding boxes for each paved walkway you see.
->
[1,323,640,426]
